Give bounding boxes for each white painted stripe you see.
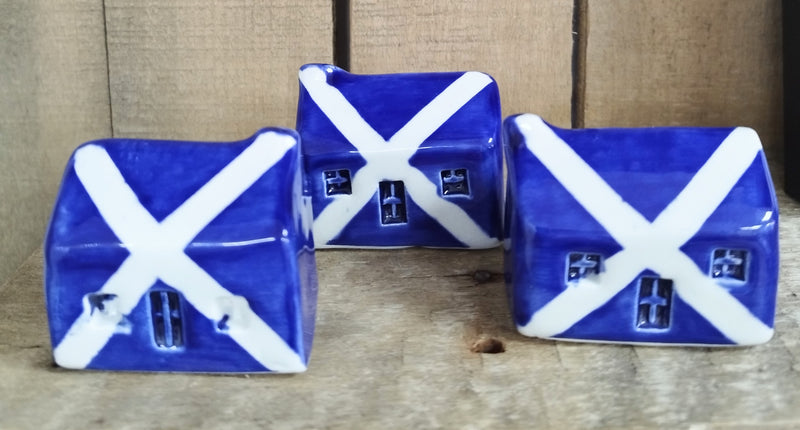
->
[299,67,386,154]
[515,114,652,247]
[650,127,762,246]
[522,244,773,344]
[312,165,383,245]
[654,252,774,345]
[387,72,492,155]
[54,313,121,370]
[53,257,157,369]
[514,115,769,344]
[313,163,496,248]
[518,248,646,338]
[54,133,306,371]
[73,145,163,251]
[159,254,307,372]
[403,168,496,248]
[160,132,296,246]
[300,65,497,248]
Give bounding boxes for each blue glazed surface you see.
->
[45,128,317,372]
[296,64,503,248]
[504,114,779,345]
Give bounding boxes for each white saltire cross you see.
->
[514,114,774,345]
[53,132,307,372]
[299,67,498,248]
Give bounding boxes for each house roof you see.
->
[296,64,501,157]
[47,128,301,250]
[505,114,778,237]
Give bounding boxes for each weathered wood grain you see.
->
[0,0,110,283]
[2,179,798,429]
[583,0,783,152]
[350,1,574,127]
[104,0,333,140]
[2,2,796,428]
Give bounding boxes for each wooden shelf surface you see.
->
[1,184,798,430]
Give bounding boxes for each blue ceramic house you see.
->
[296,64,502,248]
[45,129,317,372]
[503,114,779,346]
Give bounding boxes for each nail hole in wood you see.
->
[473,270,493,283]
[471,337,505,354]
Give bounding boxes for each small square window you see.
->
[324,169,352,195]
[636,277,673,330]
[379,180,407,224]
[711,249,747,282]
[149,290,184,348]
[566,252,602,282]
[440,169,469,195]
[85,293,119,316]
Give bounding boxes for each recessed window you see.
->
[149,291,184,348]
[379,180,407,224]
[85,293,118,316]
[440,169,469,195]
[324,169,352,195]
[566,252,602,282]
[636,277,673,330]
[711,249,748,282]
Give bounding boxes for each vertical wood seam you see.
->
[571,0,588,129]
[101,0,114,137]
[333,0,351,70]
[784,0,799,198]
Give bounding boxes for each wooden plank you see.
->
[0,0,110,282]
[784,0,800,200]
[104,0,333,140]
[583,0,783,152]
[1,179,799,428]
[350,1,574,127]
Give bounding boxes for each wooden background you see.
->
[0,1,792,428]
[0,0,783,283]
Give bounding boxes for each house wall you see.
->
[0,0,783,283]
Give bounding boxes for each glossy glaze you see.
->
[504,114,779,345]
[296,64,503,248]
[45,129,317,372]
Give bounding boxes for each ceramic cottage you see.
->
[296,64,503,248]
[45,129,317,372]
[503,114,779,346]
